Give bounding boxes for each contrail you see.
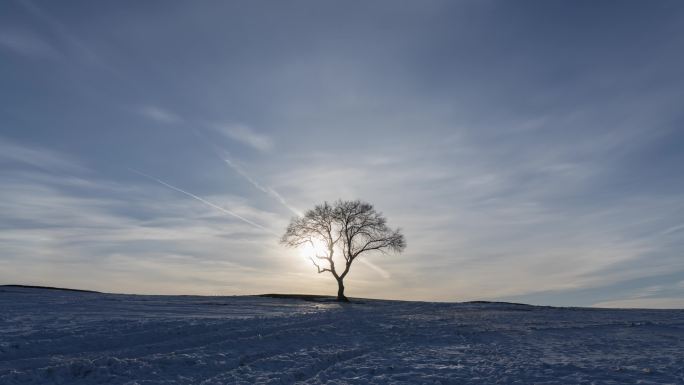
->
[662,223,684,236]
[224,158,303,217]
[132,168,390,279]
[360,259,391,279]
[189,126,302,217]
[130,169,277,235]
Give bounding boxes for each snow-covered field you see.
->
[1,287,683,384]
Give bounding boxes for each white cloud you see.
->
[1,135,680,302]
[0,136,86,173]
[214,124,273,152]
[263,144,684,303]
[0,137,297,294]
[139,106,182,124]
[0,170,304,295]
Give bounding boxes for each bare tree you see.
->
[281,200,405,302]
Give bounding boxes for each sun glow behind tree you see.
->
[282,200,405,301]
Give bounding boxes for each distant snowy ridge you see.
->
[0,284,100,293]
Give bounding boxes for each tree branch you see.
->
[309,257,331,274]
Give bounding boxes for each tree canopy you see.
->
[281,200,405,301]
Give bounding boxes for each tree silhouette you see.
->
[281,200,405,301]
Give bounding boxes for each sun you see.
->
[298,238,329,260]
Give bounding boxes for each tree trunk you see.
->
[336,278,349,302]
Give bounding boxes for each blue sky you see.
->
[1,0,683,307]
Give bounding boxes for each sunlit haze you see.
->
[1,1,683,308]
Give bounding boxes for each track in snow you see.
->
[1,286,683,384]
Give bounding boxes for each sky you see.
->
[1,0,683,308]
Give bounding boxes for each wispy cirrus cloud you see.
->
[139,106,183,124]
[14,0,116,71]
[0,136,86,173]
[0,29,57,58]
[263,140,684,302]
[0,137,396,294]
[134,106,296,215]
[214,124,273,152]
[3,1,683,305]
[0,146,305,295]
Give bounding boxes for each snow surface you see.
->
[1,287,683,384]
